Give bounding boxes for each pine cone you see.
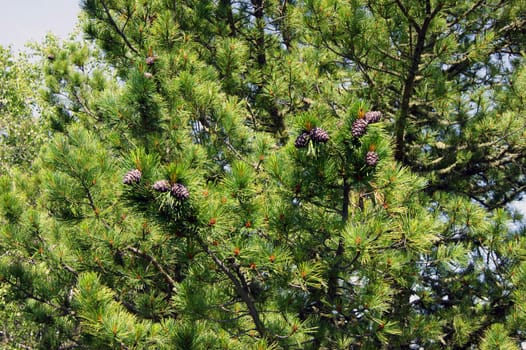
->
[294,132,310,148]
[365,111,382,124]
[152,180,171,192]
[365,151,379,166]
[146,56,158,65]
[171,183,190,200]
[123,169,142,185]
[351,119,368,137]
[310,127,329,143]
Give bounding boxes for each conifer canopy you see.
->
[0,0,525,349]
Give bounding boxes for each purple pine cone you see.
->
[294,132,311,148]
[310,127,329,143]
[123,169,142,185]
[152,180,171,192]
[365,111,382,124]
[351,119,368,138]
[171,183,190,200]
[365,151,379,166]
[146,56,158,65]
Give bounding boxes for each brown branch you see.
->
[327,179,350,302]
[251,0,267,66]
[446,0,486,30]
[125,246,177,292]
[193,234,267,338]
[3,277,64,312]
[219,0,238,36]
[62,263,79,276]
[99,0,139,55]
[395,0,443,161]
[394,0,421,31]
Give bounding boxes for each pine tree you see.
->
[0,45,56,349]
[0,1,525,349]
[303,0,526,209]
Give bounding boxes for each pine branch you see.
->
[446,0,485,30]
[251,0,267,66]
[395,1,442,162]
[58,340,81,350]
[219,0,238,36]
[125,246,177,292]
[0,333,33,350]
[3,277,65,313]
[195,311,250,324]
[99,0,139,55]
[278,0,292,49]
[72,88,100,123]
[394,0,421,31]
[193,234,267,339]
[326,179,349,335]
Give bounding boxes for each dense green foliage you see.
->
[305,0,526,208]
[0,0,525,349]
[0,47,49,172]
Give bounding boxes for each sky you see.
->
[0,0,81,51]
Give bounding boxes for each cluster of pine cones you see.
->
[122,170,190,200]
[352,111,382,167]
[294,127,330,148]
[351,111,382,138]
[294,111,382,166]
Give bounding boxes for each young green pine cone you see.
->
[152,180,171,192]
[351,119,368,137]
[294,132,311,148]
[171,183,190,200]
[365,111,382,124]
[123,169,142,185]
[309,127,329,143]
[365,151,379,166]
